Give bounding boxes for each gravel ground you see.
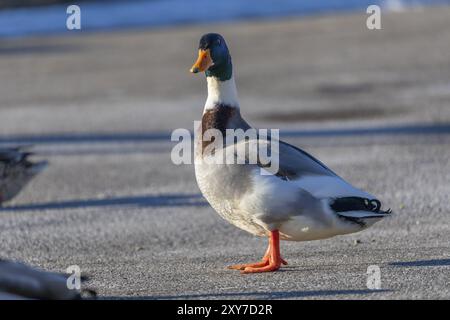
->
[0,7,449,299]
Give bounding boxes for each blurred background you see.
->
[0,0,449,299]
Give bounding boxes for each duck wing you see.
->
[227,137,375,200]
[269,140,338,180]
[223,138,391,226]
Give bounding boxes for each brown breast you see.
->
[200,104,236,153]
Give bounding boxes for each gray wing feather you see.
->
[228,138,337,180]
[276,140,338,178]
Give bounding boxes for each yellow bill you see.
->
[190,49,213,73]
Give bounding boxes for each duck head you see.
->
[190,33,232,81]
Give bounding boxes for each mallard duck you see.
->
[0,147,47,205]
[190,33,392,273]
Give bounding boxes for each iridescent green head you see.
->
[190,33,232,81]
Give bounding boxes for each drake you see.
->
[190,33,392,273]
[0,147,47,205]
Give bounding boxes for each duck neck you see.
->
[204,75,239,112]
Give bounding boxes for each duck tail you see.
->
[28,160,49,175]
[19,151,48,175]
[330,197,392,226]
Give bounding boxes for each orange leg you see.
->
[227,230,287,273]
[228,246,271,270]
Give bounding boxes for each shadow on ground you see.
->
[0,43,83,56]
[0,193,207,211]
[1,123,449,145]
[102,289,391,300]
[390,259,450,267]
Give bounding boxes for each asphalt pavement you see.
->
[0,7,449,299]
